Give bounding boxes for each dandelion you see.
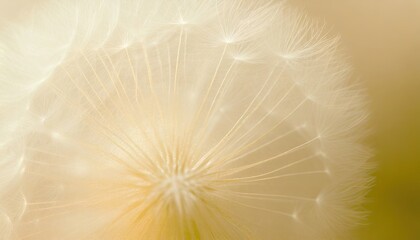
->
[0,0,372,239]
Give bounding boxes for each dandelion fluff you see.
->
[0,0,372,239]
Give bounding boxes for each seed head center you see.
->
[158,173,199,215]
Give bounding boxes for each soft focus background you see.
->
[291,1,420,239]
[1,0,419,239]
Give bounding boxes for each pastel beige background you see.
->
[1,0,419,239]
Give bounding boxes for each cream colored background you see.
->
[1,0,419,239]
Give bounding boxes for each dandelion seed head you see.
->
[0,0,372,239]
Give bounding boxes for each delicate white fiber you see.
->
[0,0,372,239]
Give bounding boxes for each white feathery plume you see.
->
[0,0,372,239]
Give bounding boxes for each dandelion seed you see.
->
[0,0,372,239]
